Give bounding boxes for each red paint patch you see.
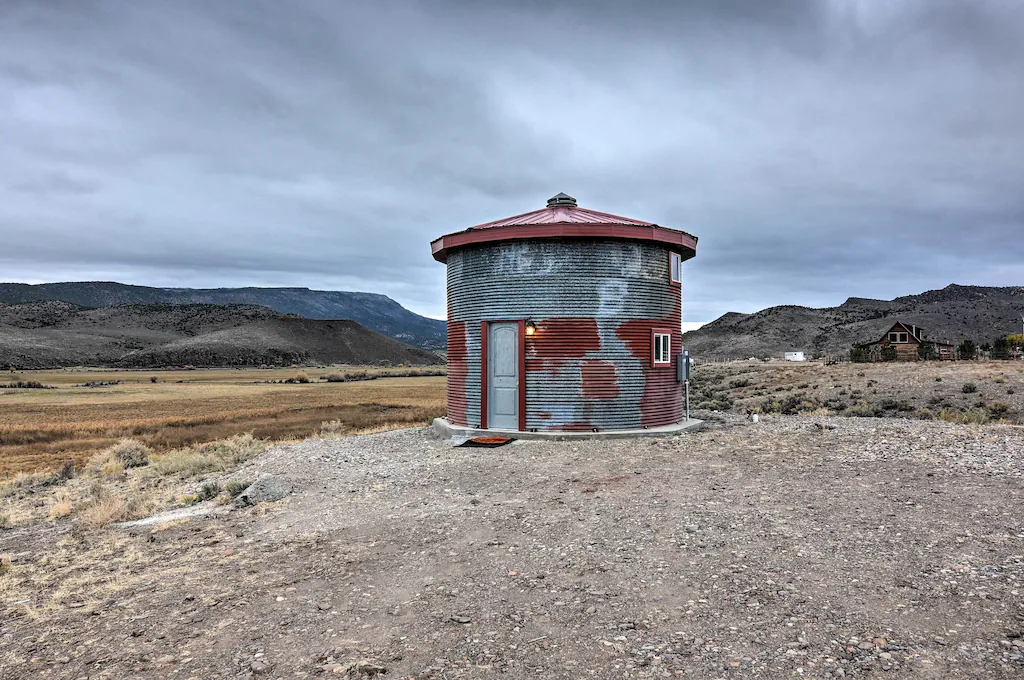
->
[536,411,553,420]
[526,317,601,380]
[529,318,600,359]
[614,293,683,427]
[581,360,619,399]
[446,320,469,426]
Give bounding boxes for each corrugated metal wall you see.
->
[445,239,683,431]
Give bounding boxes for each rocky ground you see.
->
[691,359,1024,424]
[2,413,1024,679]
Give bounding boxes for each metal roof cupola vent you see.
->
[546,192,577,207]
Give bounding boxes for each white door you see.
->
[488,323,519,429]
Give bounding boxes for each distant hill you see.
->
[682,284,1024,360]
[0,281,445,349]
[0,301,443,369]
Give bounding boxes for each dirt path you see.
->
[3,415,1023,678]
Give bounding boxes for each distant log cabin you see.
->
[857,322,955,362]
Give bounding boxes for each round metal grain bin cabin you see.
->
[431,193,698,433]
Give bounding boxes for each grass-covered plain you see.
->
[0,366,444,475]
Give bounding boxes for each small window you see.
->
[888,332,908,344]
[669,252,682,284]
[652,331,671,366]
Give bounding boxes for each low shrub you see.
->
[8,471,60,489]
[987,401,1010,417]
[317,419,348,437]
[728,378,752,389]
[57,459,76,481]
[0,381,55,389]
[225,479,251,498]
[939,408,990,425]
[110,439,151,469]
[197,481,221,501]
[877,398,915,413]
[842,400,879,418]
[962,382,978,394]
[0,555,11,575]
[759,393,823,415]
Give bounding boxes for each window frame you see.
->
[669,251,682,284]
[651,329,673,367]
[888,331,909,344]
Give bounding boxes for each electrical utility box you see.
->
[677,350,692,382]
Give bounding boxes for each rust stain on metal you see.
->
[552,422,596,432]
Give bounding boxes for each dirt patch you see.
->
[2,416,1023,678]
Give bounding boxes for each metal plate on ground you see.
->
[456,435,515,448]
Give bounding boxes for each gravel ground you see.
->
[3,413,1024,679]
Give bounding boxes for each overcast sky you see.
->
[2,0,1022,322]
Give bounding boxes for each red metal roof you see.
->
[431,193,698,263]
[468,204,656,229]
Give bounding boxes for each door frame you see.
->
[479,319,526,431]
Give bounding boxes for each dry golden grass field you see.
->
[0,366,445,475]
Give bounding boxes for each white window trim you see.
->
[670,252,682,284]
[653,332,672,365]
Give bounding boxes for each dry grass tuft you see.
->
[317,419,348,437]
[48,489,73,521]
[149,433,268,478]
[77,491,154,528]
[0,555,11,576]
[938,408,991,425]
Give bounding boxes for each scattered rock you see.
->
[235,476,293,506]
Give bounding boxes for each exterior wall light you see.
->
[525,320,537,336]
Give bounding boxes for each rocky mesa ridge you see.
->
[0,301,443,368]
[681,284,1024,359]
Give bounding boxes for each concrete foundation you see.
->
[431,417,703,442]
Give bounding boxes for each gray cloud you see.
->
[1,0,1022,321]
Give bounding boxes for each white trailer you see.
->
[784,351,806,362]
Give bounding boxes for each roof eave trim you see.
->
[431,224,698,263]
